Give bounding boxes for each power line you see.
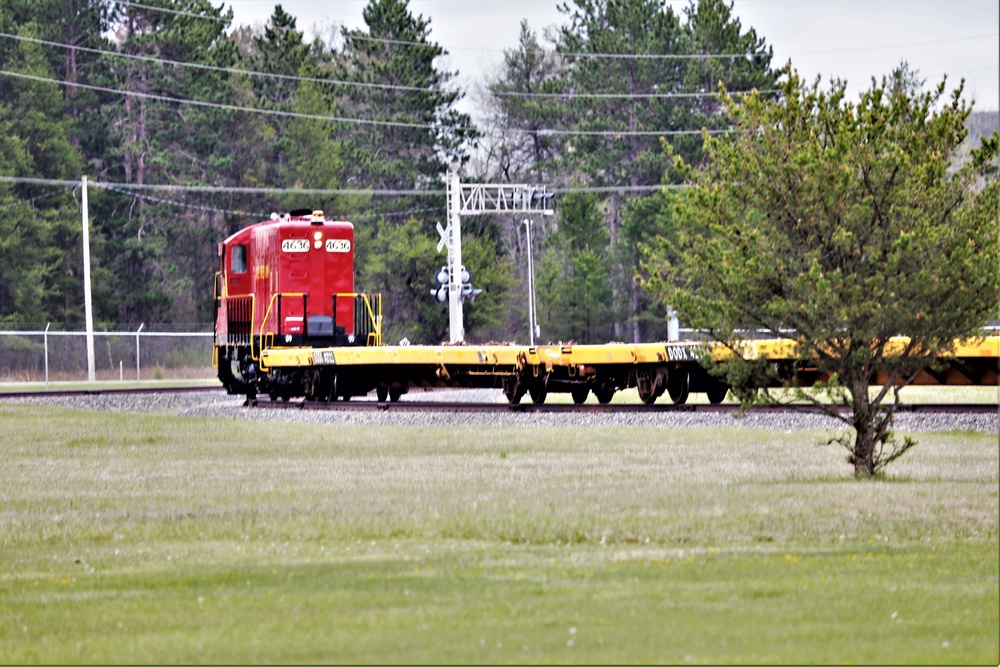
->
[0,188,65,210]
[0,32,439,95]
[0,175,685,195]
[103,185,268,217]
[118,1,228,22]
[0,68,733,137]
[494,89,779,100]
[0,69,433,129]
[0,32,769,100]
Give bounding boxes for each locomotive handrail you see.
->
[257,292,307,368]
[360,293,382,346]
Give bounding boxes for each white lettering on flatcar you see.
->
[665,345,696,362]
[325,239,351,253]
[313,350,336,365]
[281,238,310,253]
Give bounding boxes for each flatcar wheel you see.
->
[388,387,403,403]
[376,386,389,402]
[502,376,525,404]
[528,382,547,405]
[571,387,589,404]
[594,386,615,404]
[636,369,658,405]
[706,381,729,405]
[667,371,690,405]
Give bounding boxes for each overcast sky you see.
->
[224,0,999,113]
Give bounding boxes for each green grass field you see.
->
[1,404,996,664]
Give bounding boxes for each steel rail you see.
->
[247,399,999,416]
[0,385,224,399]
[0,386,993,415]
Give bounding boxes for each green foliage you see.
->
[356,216,515,343]
[486,20,566,181]
[541,0,777,341]
[537,191,614,343]
[644,63,1000,476]
[337,0,478,198]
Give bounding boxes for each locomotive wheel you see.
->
[388,387,403,403]
[376,386,389,402]
[571,387,589,404]
[667,370,690,405]
[594,386,615,404]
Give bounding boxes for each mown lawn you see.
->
[1,404,996,664]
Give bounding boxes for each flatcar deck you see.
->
[250,336,999,405]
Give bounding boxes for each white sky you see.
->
[223,0,1000,113]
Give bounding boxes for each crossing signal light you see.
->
[530,190,554,208]
[431,266,480,304]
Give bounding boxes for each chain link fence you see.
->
[0,325,215,385]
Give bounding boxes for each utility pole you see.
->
[82,175,95,382]
[437,167,554,343]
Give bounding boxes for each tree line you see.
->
[0,0,776,343]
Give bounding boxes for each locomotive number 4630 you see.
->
[281,238,310,253]
[326,239,351,253]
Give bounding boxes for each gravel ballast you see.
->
[4,389,997,433]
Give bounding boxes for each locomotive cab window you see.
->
[231,244,247,274]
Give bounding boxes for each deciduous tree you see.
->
[645,65,999,476]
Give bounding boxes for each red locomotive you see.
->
[214,209,381,399]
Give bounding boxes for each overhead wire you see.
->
[0,69,734,136]
[0,175,683,196]
[0,32,440,94]
[117,1,228,22]
[102,185,270,217]
[0,31,771,100]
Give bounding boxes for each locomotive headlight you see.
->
[347,334,355,344]
[313,231,323,240]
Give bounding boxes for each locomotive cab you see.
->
[214,209,381,398]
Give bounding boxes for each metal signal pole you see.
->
[438,168,554,344]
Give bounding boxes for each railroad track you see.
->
[0,385,224,399]
[249,398,998,415]
[0,386,993,415]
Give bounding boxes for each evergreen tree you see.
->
[337,0,478,197]
[536,191,613,343]
[551,0,776,342]
[0,23,89,326]
[484,20,566,183]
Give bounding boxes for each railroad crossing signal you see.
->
[437,166,553,343]
[431,266,480,303]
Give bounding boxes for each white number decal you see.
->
[326,239,351,253]
[281,238,310,253]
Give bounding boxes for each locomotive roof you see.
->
[220,211,353,245]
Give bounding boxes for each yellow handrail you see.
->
[255,292,307,363]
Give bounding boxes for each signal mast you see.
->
[435,165,554,343]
